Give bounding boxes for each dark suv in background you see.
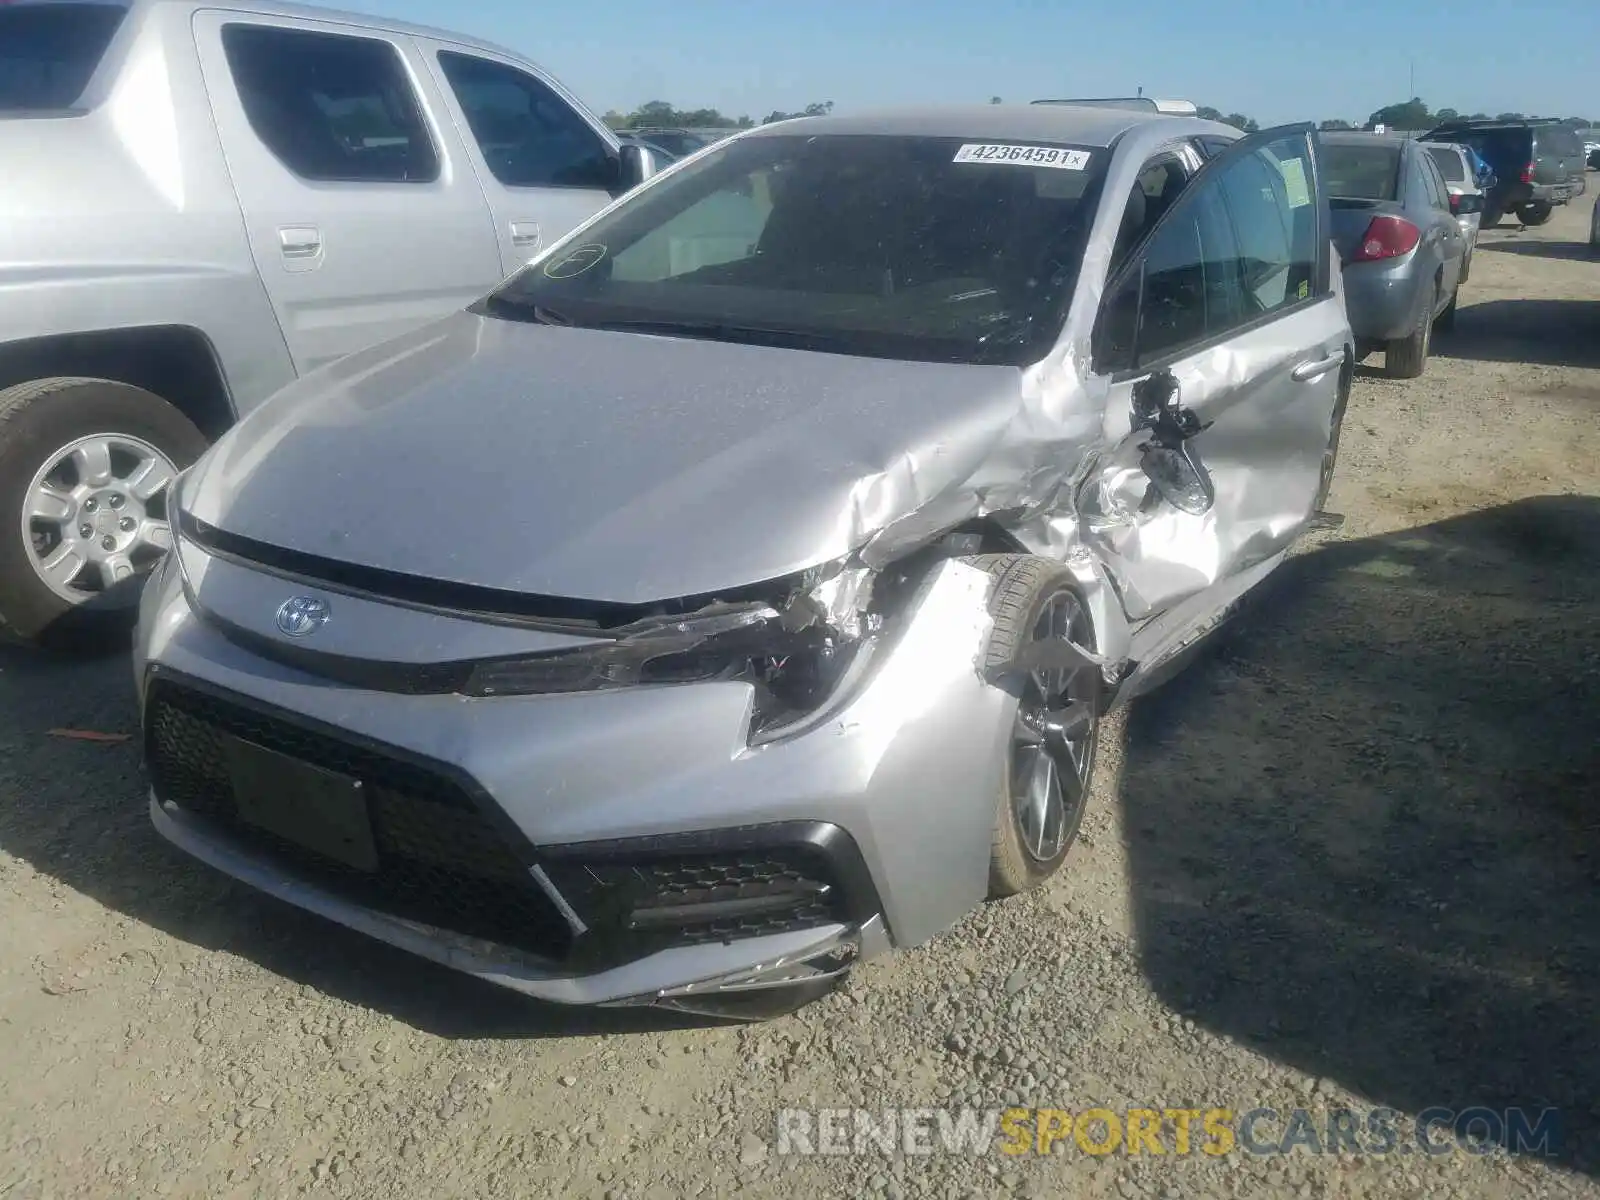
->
[1423,119,1587,227]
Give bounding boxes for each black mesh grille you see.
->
[546,843,847,965]
[145,680,574,961]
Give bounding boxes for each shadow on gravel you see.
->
[0,640,721,1040]
[1479,238,1598,263]
[1119,495,1600,1175]
[1434,298,1600,369]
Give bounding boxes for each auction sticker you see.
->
[953,144,1091,170]
[543,243,608,279]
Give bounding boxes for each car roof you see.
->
[114,0,525,59]
[740,104,1233,149]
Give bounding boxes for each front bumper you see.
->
[134,550,1013,1007]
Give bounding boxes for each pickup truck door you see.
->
[1081,125,1347,626]
[192,11,503,375]
[418,42,622,275]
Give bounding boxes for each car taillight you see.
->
[1349,215,1421,263]
[1521,161,1535,183]
[1448,194,1461,214]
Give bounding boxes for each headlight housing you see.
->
[463,563,888,743]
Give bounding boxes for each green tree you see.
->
[762,101,835,124]
[1319,118,1356,131]
[990,95,1003,105]
[1495,111,1524,121]
[1196,105,1259,132]
[1434,107,1459,121]
[1367,97,1431,130]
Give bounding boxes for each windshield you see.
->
[0,4,126,113]
[1425,145,1466,183]
[1321,142,1401,200]
[483,132,1108,366]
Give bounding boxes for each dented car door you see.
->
[1081,125,1347,623]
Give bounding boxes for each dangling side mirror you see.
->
[1140,441,1216,516]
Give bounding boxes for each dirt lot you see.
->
[3,196,1599,1200]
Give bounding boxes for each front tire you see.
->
[968,554,1102,899]
[1516,202,1553,226]
[0,377,207,645]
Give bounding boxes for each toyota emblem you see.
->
[275,596,330,638]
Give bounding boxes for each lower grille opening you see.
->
[543,831,869,970]
[145,679,574,961]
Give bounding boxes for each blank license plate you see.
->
[226,737,379,872]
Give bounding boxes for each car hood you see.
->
[183,311,1056,604]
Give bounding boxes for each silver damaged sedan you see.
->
[135,105,1353,1018]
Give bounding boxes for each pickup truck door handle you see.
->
[510,222,542,251]
[1291,349,1346,383]
[277,226,323,260]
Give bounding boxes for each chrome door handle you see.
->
[510,221,542,251]
[1292,350,1346,382]
[278,225,322,259]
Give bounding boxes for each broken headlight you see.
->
[462,565,886,743]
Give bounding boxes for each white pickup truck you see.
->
[0,0,658,644]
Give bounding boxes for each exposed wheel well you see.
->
[0,327,234,442]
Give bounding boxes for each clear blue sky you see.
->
[339,0,1600,126]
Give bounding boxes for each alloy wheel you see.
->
[1009,588,1098,862]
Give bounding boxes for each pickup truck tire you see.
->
[1384,288,1433,380]
[0,377,208,646]
[1516,202,1553,226]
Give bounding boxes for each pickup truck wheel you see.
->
[1384,289,1433,380]
[1516,202,1553,226]
[969,554,1102,899]
[0,378,207,645]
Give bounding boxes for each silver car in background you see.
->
[135,106,1352,1017]
[1423,141,1486,282]
[1322,132,1473,379]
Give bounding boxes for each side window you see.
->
[1097,131,1318,371]
[437,52,614,190]
[221,25,438,183]
[1109,153,1191,273]
[1194,135,1234,161]
[1421,157,1448,210]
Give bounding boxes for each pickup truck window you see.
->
[0,3,126,112]
[221,24,439,184]
[437,51,615,191]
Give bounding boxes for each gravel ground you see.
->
[3,195,1599,1200]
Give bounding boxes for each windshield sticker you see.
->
[954,144,1090,170]
[543,243,608,279]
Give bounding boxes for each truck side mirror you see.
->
[617,143,660,193]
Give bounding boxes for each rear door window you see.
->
[221,24,440,184]
[0,3,126,112]
[1426,146,1466,183]
[437,51,614,190]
